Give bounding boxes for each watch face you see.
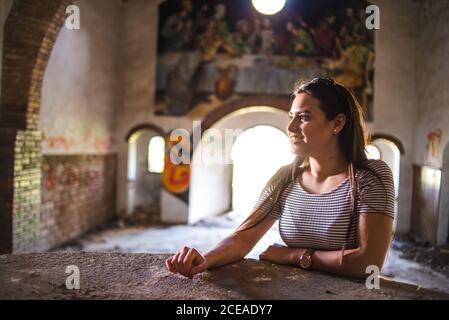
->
[300,256,312,269]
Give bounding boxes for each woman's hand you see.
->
[259,244,304,266]
[165,246,208,279]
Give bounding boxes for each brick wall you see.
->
[0,0,70,253]
[12,130,43,253]
[40,154,116,250]
[0,0,123,253]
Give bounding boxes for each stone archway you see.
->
[184,96,291,224]
[125,123,165,142]
[370,133,404,232]
[0,0,70,253]
[125,123,166,218]
[200,96,291,135]
[371,133,405,155]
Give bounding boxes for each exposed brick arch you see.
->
[125,123,166,142]
[371,133,405,155]
[1,0,71,129]
[201,95,291,135]
[0,0,71,253]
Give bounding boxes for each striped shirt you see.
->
[254,159,395,251]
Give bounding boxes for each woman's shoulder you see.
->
[356,159,393,183]
[363,159,391,172]
[355,160,396,217]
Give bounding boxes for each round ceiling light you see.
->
[252,0,286,15]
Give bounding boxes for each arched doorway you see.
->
[231,125,294,218]
[370,134,405,231]
[126,124,165,221]
[188,104,291,225]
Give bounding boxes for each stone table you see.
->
[0,252,448,299]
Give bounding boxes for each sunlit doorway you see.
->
[368,138,401,231]
[127,130,164,218]
[230,125,295,218]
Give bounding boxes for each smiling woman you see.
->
[166,77,395,280]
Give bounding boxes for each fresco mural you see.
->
[156,0,375,121]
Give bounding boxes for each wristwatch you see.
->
[299,249,315,270]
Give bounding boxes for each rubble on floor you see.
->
[391,234,449,278]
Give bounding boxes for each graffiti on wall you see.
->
[156,0,375,120]
[425,128,443,167]
[43,135,114,153]
[161,135,190,203]
[42,162,101,194]
[40,155,116,249]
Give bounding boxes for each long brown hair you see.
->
[236,77,371,260]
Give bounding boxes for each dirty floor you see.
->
[2,252,449,299]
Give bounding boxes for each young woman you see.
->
[165,77,395,279]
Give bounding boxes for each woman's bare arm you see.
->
[205,216,276,269]
[166,215,276,278]
[260,213,393,279]
[305,213,393,278]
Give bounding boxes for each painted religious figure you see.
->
[156,0,375,121]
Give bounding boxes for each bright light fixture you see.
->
[252,0,286,15]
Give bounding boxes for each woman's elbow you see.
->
[342,251,387,279]
[355,255,387,279]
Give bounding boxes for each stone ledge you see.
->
[0,252,448,300]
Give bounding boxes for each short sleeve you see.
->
[356,160,395,219]
[253,185,282,220]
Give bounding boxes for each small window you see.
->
[148,136,165,173]
[365,145,381,160]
